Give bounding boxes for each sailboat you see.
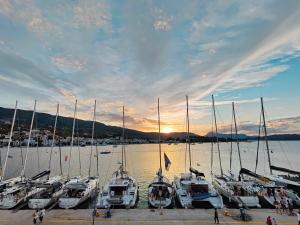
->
[173,96,223,209]
[97,106,139,209]
[0,101,50,209]
[58,100,98,209]
[211,98,260,208]
[0,101,22,194]
[239,97,300,208]
[28,104,67,209]
[148,98,173,209]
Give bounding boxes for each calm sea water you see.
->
[1,141,299,208]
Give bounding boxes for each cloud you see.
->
[52,56,85,73]
[73,0,111,30]
[217,116,300,135]
[0,0,54,35]
[153,15,173,31]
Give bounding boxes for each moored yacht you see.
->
[58,176,97,209]
[97,106,139,209]
[148,98,173,209]
[28,175,66,209]
[174,168,223,209]
[58,100,99,209]
[211,99,260,208]
[97,168,138,209]
[173,96,223,209]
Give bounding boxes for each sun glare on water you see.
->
[162,127,172,133]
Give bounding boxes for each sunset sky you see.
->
[0,0,300,135]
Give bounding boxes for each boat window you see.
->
[110,186,127,196]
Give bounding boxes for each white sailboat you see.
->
[239,97,300,208]
[97,106,139,209]
[148,98,173,209]
[0,101,50,209]
[173,96,223,209]
[28,104,67,209]
[212,98,260,208]
[0,101,22,193]
[58,100,98,209]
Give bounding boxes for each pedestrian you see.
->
[32,210,39,225]
[214,208,219,224]
[266,216,272,225]
[272,217,277,225]
[297,210,300,225]
[288,199,294,216]
[280,197,286,214]
[240,206,246,221]
[39,208,46,223]
[274,199,281,214]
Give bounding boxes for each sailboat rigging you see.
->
[97,105,139,209]
[58,100,98,209]
[173,95,223,209]
[148,98,174,209]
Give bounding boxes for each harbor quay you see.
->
[0,209,298,225]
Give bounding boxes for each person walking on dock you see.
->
[39,208,46,223]
[266,216,272,225]
[214,208,219,224]
[32,210,39,225]
[297,210,300,225]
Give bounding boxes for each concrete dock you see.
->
[0,209,298,225]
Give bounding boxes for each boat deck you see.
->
[0,208,298,225]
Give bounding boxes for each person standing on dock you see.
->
[214,208,219,224]
[32,210,39,225]
[266,216,272,225]
[297,210,300,225]
[39,208,45,223]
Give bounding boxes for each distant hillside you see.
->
[205,132,248,140]
[0,107,194,140]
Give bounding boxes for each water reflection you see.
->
[1,142,299,208]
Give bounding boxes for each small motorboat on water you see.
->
[148,172,173,208]
[97,168,138,209]
[28,176,66,209]
[100,151,111,155]
[58,176,98,209]
[173,168,223,209]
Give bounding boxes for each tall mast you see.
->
[49,104,59,177]
[58,137,63,176]
[121,106,125,172]
[229,107,233,173]
[186,95,192,169]
[260,97,272,175]
[1,100,17,181]
[158,98,162,172]
[21,100,37,178]
[77,110,81,176]
[35,114,40,173]
[232,102,243,170]
[89,100,96,177]
[210,102,214,175]
[212,95,223,176]
[68,99,77,178]
[255,113,262,173]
